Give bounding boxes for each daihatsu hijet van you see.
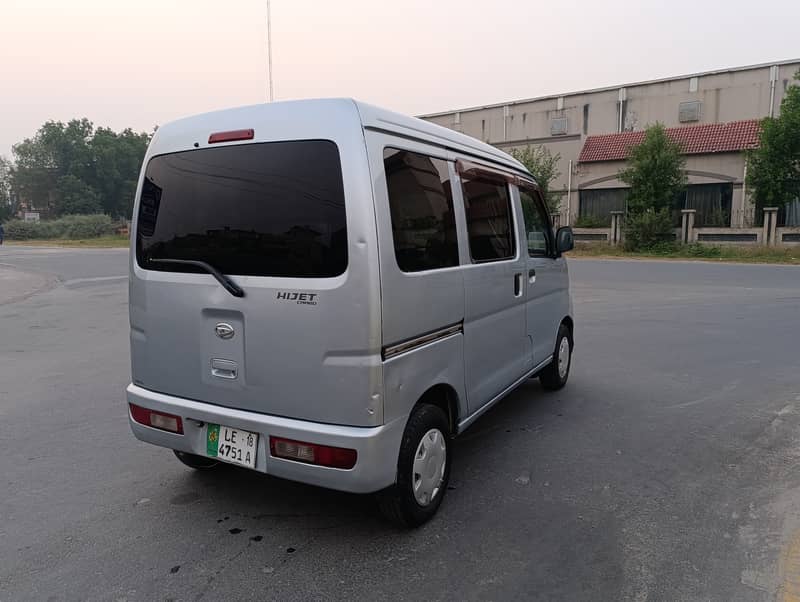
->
[127,99,574,526]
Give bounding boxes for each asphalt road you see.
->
[2,247,800,601]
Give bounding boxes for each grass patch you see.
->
[6,235,130,248]
[570,242,800,265]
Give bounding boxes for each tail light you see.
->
[269,436,356,469]
[129,403,184,434]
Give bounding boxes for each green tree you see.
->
[12,119,95,215]
[509,145,563,213]
[55,175,102,215]
[91,127,151,217]
[747,71,800,212]
[0,157,15,222]
[619,123,687,250]
[11,119,150,218]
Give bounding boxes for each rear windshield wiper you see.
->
[149,258,245,298]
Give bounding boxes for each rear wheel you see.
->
[378,404,451,528]
[173,450,219,470]
[539,323,572,391]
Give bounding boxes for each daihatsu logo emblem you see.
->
[215,323,235,340]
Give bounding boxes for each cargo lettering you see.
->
[276,291,318,306]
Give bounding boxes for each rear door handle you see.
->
[211,358,238,380]
[529,268,536,284]
[514,273,523,297]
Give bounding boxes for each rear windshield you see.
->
[136,140,347,278]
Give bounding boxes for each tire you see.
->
[173,450,220,470]
[539,323,572,391]
[378,404,451,528]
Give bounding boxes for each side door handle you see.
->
[514,272,523,297]
[528,268,536,284]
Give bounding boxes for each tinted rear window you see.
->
[384,148,459,272]
[136,140,347,278]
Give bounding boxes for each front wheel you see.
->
[539,324,572,391]
[378,404,451,528]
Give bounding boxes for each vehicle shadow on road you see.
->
[169,377,576,537]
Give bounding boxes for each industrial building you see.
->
[420,59,800,228]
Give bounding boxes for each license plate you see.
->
[206,423,258,469]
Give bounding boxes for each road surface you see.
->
[2,246,800,601]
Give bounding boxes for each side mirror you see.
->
[555,226,574,254]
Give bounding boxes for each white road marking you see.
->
[63,275,127,286]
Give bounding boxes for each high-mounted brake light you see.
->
[208,129,255,144]
[129,403,184,434]
[269,436,357,469]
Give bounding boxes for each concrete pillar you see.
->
[731,186,745,227]
[763,207,779,246]
[681,209,697,244]
[610,211,624,246]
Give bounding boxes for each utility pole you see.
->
[267,0,274,102]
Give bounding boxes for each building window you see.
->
[679,100,701,122]
[675,183,732,227]
[550,117,568,136]
[461,175,515,262]
[383,149,459,272]
[689,76,699,92]
[616,100,627,133]
[782,199,800,226]
[583,104,589,135]
[578,188,628,225]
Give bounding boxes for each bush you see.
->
[59,214,114,238]
[3,220,39,240]
[574,214,610,228]
[623,208,675,251]
[2,214,114,240]
[683,243,722,258]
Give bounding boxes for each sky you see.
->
[1,0,799,159]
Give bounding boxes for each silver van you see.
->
[127,99,574,526]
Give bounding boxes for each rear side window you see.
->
[136,140,347,278]
[461,174,516,262]
[383,149,459,272]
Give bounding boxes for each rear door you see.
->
[130,134,382,427]
[457,162,530,413]
[364,134,464,351]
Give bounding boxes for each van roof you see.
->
[352,100,528,175]
[151,98,530,177]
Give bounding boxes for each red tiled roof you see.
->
[577,120,761,163]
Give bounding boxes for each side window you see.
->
[384,148,459,272]
[519,186,552,256]
[461,174,515,262]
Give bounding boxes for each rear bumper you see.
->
[126,384,404,494]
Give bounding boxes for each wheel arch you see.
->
[561,315,574,345]
[414,383,461,436]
